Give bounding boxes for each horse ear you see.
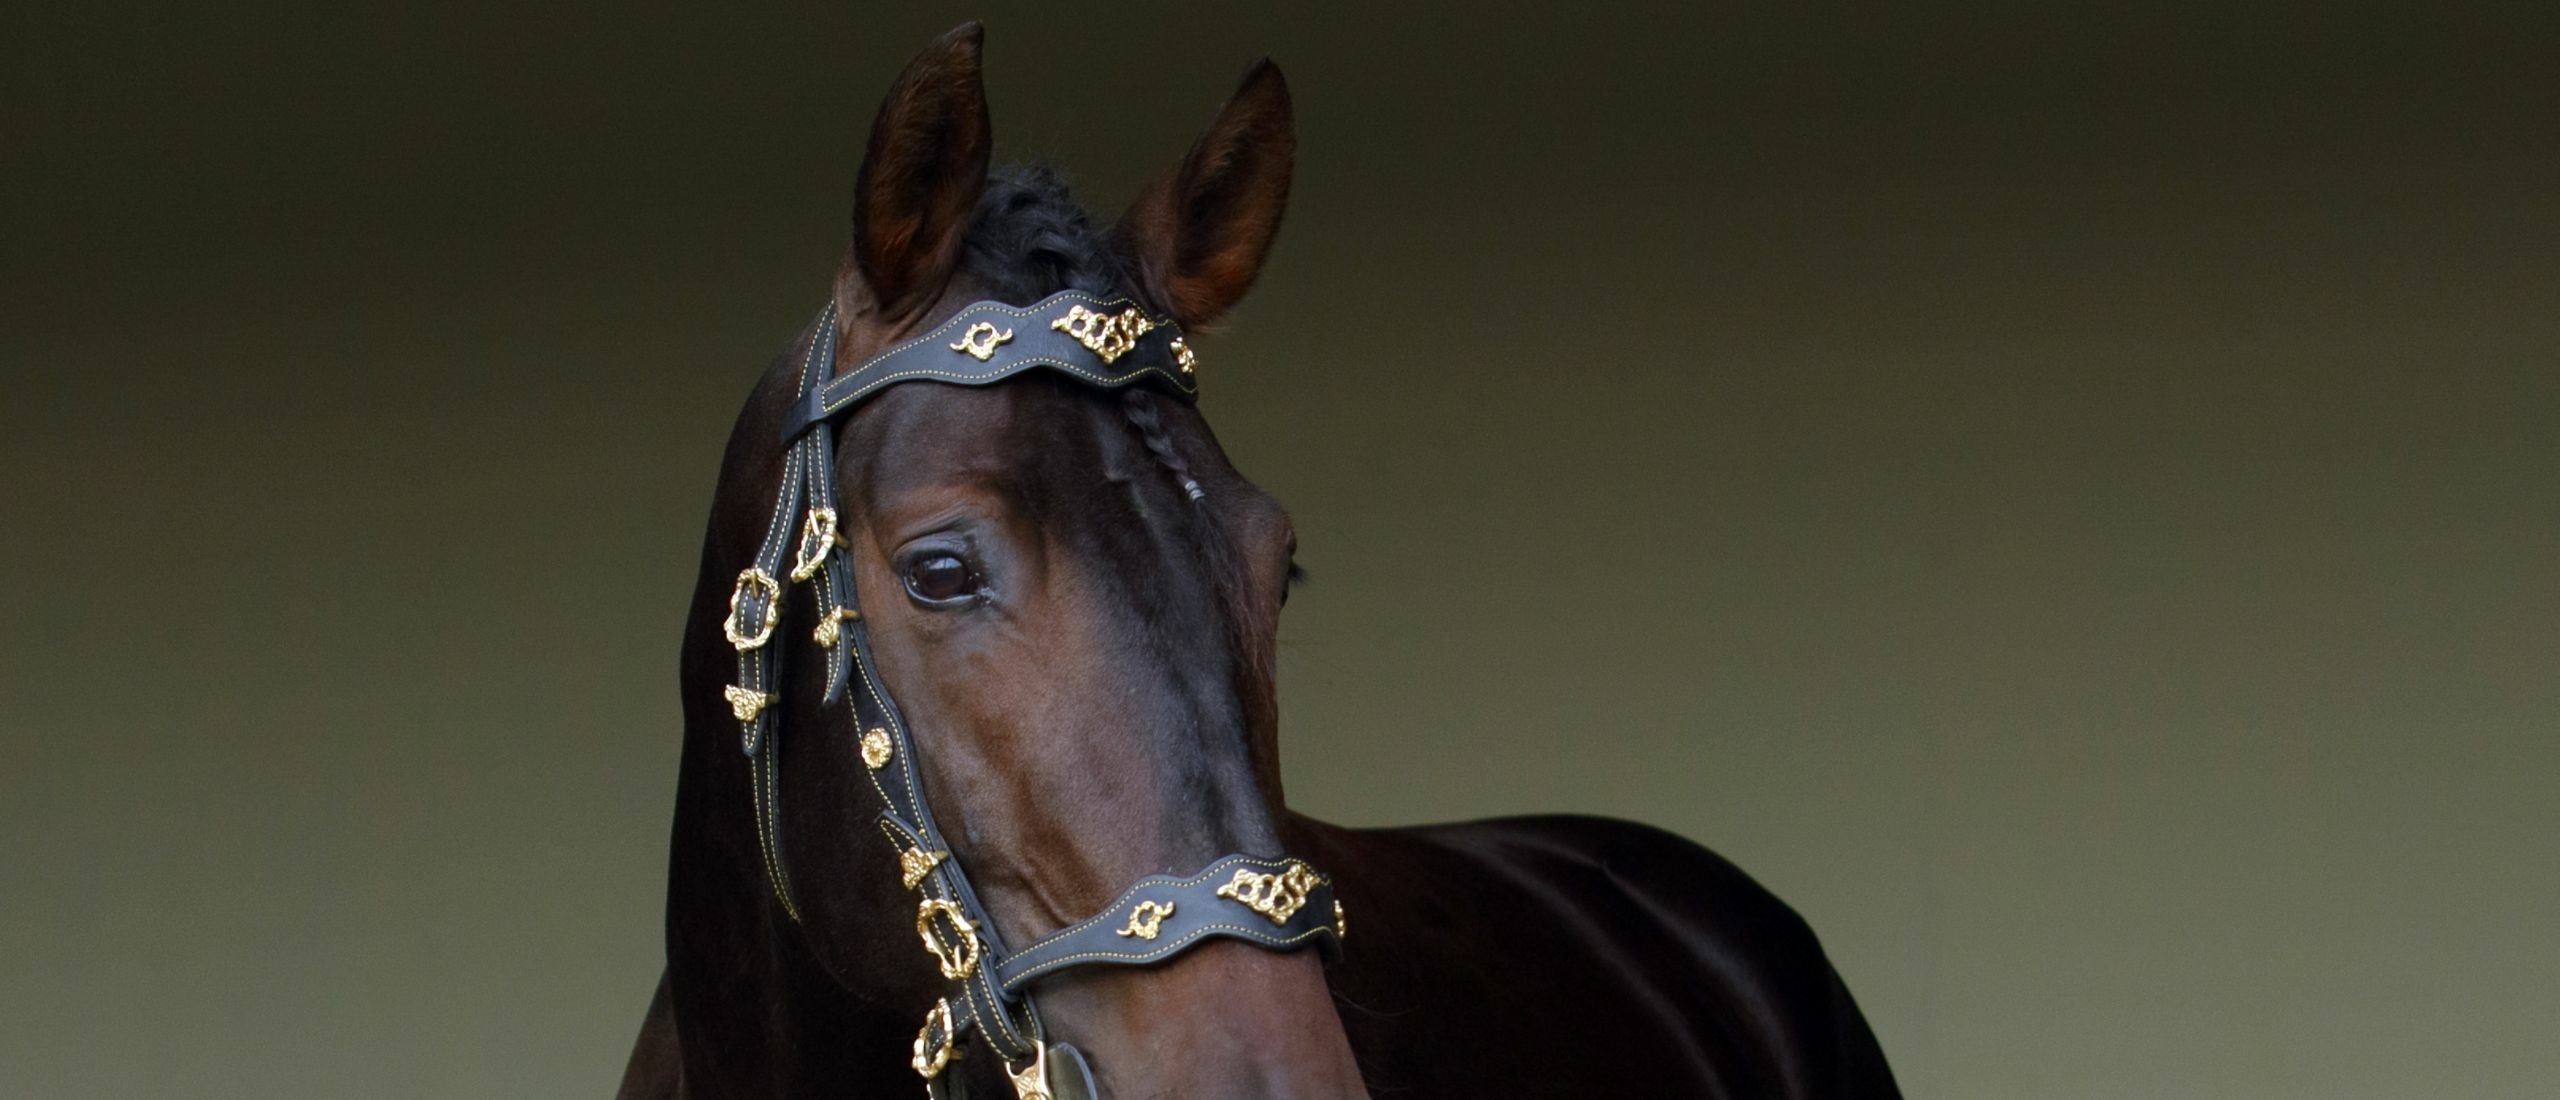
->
[1114,59,1295,329]
[842,22,993,319]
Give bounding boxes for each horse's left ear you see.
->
[841,22,994,320]
[1114,59,1295,330]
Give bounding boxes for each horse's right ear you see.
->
[840,23,993,321]
[1113,59,1295,330]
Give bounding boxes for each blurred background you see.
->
[4,2,2554,1096]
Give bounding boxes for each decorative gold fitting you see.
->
[1007,1041,1053,1100]
[1169,336,1197,374]
[813,606,861,648]
[912,998,959,1080]
[789,507,839,582]
[917,897,982,980]
[860,727,894,770]
[951,321,1015,361]
[723,684,773,723]
[1116,899,1176,941]
[1050,304,1156,364]
[1215,860,1324,925]
[723,569,781,650]
[1334,898,1347,942]
[899,847,947,890]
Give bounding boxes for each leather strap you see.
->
[722,305,847,924]
[781,289,1196,438]
[996,854,1343,994]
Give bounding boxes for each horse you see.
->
[618,23,1900,1099]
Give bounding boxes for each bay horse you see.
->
[620,23,1899,1099]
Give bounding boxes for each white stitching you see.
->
[1003,923,1340,987]
[819,357,1193,418]
[1014,855,1273,946]
[841,292,1138,377]
[813,291,1195,415]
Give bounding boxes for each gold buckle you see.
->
[789,507,839,582]
[911,998,959,1080]
[916,897,982,980]
[1007,1040,1052,1100]
[723,569,781,650]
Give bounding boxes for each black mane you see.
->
[960,165,1125,304]
[955,164,1210,533]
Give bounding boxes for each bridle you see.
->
[719,289,1346,1098]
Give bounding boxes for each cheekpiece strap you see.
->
[716,301,854,925]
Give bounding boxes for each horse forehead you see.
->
[852,381,1071,493]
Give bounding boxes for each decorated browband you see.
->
[781,288,1201,438]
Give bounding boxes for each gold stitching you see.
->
[1002,923,1338,987]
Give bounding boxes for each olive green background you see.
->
[5,3,2554,1096]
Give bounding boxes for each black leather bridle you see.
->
[720,290,1345,1098]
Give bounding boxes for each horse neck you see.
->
[653,359,916,1090]
[660,623,923,1090]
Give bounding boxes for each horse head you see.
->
[667,23,1366,1100]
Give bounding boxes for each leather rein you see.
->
[718,290,1346,1098]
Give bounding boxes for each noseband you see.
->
[721,290,1346,1098]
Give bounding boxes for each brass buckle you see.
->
[1006,1040,1052,1100]
[723,569,781,650]
[788,507,839,582]
[916,897,983,980]
[911,998,959,1080]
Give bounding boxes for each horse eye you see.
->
[902,553,980,606]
